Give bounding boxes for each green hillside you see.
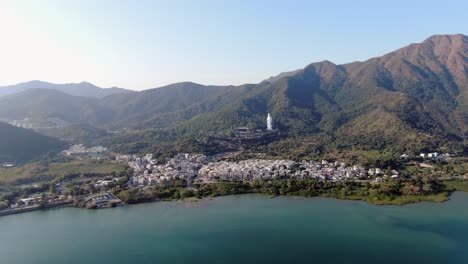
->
[101,82,254,129]
[0,89,114,124]
[0,34,466,157]
[0,122,68,163]
[107,34,467,156]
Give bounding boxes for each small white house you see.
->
[1,163,15,168]
[400,154,409,159]
[19,198,36,206]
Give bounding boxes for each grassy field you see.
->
[322,192,450,206]
[0,160,128,186]
[442,180,468,192]
[363,193,449,205]
[0,163,43,185]
[47,160,127,176]
[333,180,468,205]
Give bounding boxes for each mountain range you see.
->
[0,34,466,155]
[0,80,132,98]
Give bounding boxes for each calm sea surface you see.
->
[1,193,468,264]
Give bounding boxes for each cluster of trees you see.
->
[106,130,239,164]
[116,178,189,203]
[378,177,443,196]
[0,183,51,208]
[0,196,9,209]
[116,181,255,204]
[113,175,448,206]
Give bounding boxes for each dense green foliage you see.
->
[41,124,110,145]
[442,180,468,192]
[115,176,451,206]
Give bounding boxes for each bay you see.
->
[1,193,468,264]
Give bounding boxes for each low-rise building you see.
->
[84,193,122,209]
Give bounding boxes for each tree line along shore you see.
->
[1,150,466,215]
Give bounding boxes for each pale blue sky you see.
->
[0,0,466,90]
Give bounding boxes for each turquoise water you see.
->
[1,193,468,264]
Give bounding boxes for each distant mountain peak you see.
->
[0,80,132,98]
[264,69,302,84]
[78,81,97,86]
[17,80,53,87]
[424,33,466,43]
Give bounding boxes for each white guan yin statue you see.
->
[267,113,273,131]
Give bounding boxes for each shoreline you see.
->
[95,190,458,207]
[0,201,72,217]
[0,190,462,218]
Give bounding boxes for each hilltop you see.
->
[0,34,465,157]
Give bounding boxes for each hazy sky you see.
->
[0,0,466,90]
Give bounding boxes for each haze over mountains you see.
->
[0,80,132,98]
[0,34,466,155]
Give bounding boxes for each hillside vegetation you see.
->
[0,122,67,163]
[0,160,129,186]
[0,34,466,157]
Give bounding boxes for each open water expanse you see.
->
[1,193,468,264]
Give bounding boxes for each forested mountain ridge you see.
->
[0,89,115,124]
[101,82,256,129]
[170,35,466,149]
[0,122,67,163]
[0,34,465,154]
